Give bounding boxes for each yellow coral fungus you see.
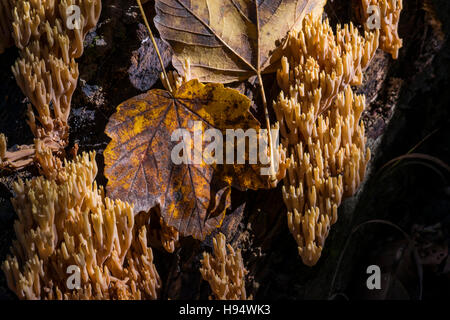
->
[361,0,403,59]
[146,206,180,254]
[276,14,378,134]
[281,87,370,266]
[1,151,161,300]
[0,0,102,170]
[200,233,250,300]
[274,14,374,266]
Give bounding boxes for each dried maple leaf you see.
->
[154,0,326,83]
[104,79,263,239]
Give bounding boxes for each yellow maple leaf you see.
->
[105,79,267,239]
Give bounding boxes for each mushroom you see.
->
[361,0,403,59]
[200,232,250,300]
[2,151,161,300]
[274,14,376,266]
[1,0,102,170]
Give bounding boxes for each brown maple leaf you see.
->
[154,0,326,83]
[104,79,263,239]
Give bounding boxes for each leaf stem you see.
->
[136,0,173,93]
[255,1,275,180]
[257,72,276,179]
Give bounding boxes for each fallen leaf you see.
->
[217,163,272,190]
[104,79,263,239]
[154,0,326,83]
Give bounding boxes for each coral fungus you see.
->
[0,0,102,169]
[274,14,377,266]
[200,233,250,300]
[360,0,403,59]
[1,151,161,300]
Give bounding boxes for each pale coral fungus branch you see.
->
[200,233,251,300]
[0,0,102,170]
[145,206,180,254]
[361,0,403,59]
[274,14,377,266]
[1,150,161,300]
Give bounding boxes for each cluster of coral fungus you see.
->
[360,0,403,59]
[1,151,161,299]
[0,0,101,169]
[274,14,379,266]
[200,233,250,300]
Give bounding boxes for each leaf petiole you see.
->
[136,0,173,93]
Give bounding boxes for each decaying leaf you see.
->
[154,0,326,83]
[216,126,287,190]
[105,79,262,239]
